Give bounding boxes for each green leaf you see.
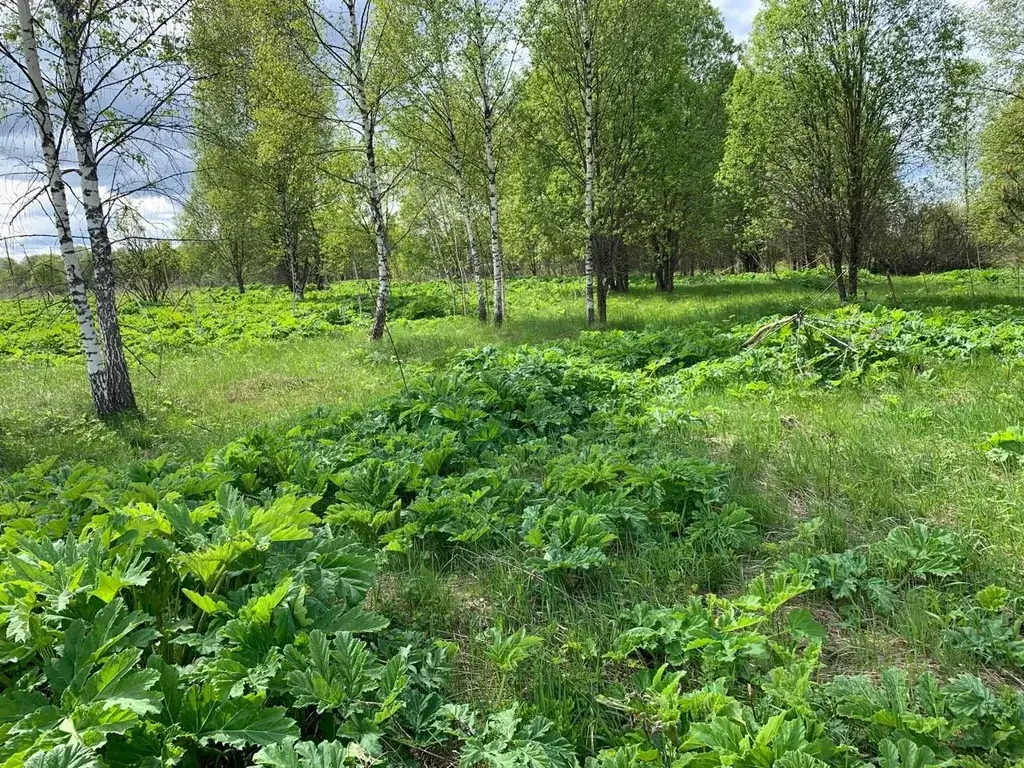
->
[284,631,375,714]
[481,627,544,673]
[775,754,829,768]
[256,740,351,768]
[25,744,100,768]
[460,707,576,768]
[311,605,388,635]
[975,584,1010,612]
[43,600,157,699]
[90,558,151,604]
[250,495,321,543]
[177,686,299,747]
[176,540,254,585]
[786,608,826,641]
[878,738,938,768]
[943,674,998,720]
[182,588,230,614]
[238,576,293,624]
[77,648,161,715]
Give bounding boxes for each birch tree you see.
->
[391,0,489,322]
[465,0,522,326]
[3,0,191,413]
[580,0,595,325]
[1,0,196,413]
[521,0,732,316]
[12,0,108,411]
[301,0,397,340]
[52,0,135,411]
[528,0,596,322]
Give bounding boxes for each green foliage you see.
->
[0,467,461,766]
[9,274,1024,768]
[979,427,1024,465]
[607,572,815,681]
[481,628,544,676]
[0,283,456,365]
[720,0,968,297]
[456,706,577,768]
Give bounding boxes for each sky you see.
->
[0,4,189,263]
[711,0,759,40]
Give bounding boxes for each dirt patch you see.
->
[225,373,309,403]
[789,495,809,520]
[447,574,491,617]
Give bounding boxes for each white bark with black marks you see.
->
[54,0,136,413]
[344,0,391,342]
[16,0,108,411]
[472,0,505,326]
[582,0,596,326]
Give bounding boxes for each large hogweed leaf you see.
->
[456,706,577,768]
[521,504,616,573]
[878,523,963,579]
[24,744,100,768]
[256,740,353,768]
[172,485,320,587]
[1,601,161,759]
[878,739,939,768]
[283,630,407,728]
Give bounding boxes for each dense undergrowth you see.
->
[0,282,463,364]
[3,268,1021,366]
[4,288,1024,767]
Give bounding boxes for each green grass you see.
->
[5,269,1024,473]
[5,269,1024,766]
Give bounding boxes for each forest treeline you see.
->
[1,0,1023,414]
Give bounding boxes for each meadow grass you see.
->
[4,269,1024,760]
[5,269,1022,472]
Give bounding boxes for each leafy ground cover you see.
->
[3,269,1019,366]
[0,282,462,365]
[4,271,1024,767]
[5,336,1024,767]
[3,268,1023,471]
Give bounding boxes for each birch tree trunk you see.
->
[472,0,505,326]
[16,0,109,413]
[344,0,391,341]
[481,102,505,326]
[443,89,487,322]
[582,0,596,326]
[54,0,136,413]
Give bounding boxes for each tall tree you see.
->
[720,0,968,300]
[190,0,329,301]
[977,0,1024,249]
[12,0,107,410]
[466,0,521,326]
[390,0,490,322]
[521,0,733,318]
[53,0,136,411]
[302,0,398,340]
[2,0,189,413]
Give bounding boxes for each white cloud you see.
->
[711,0,759,41]
[0,174,180,260]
